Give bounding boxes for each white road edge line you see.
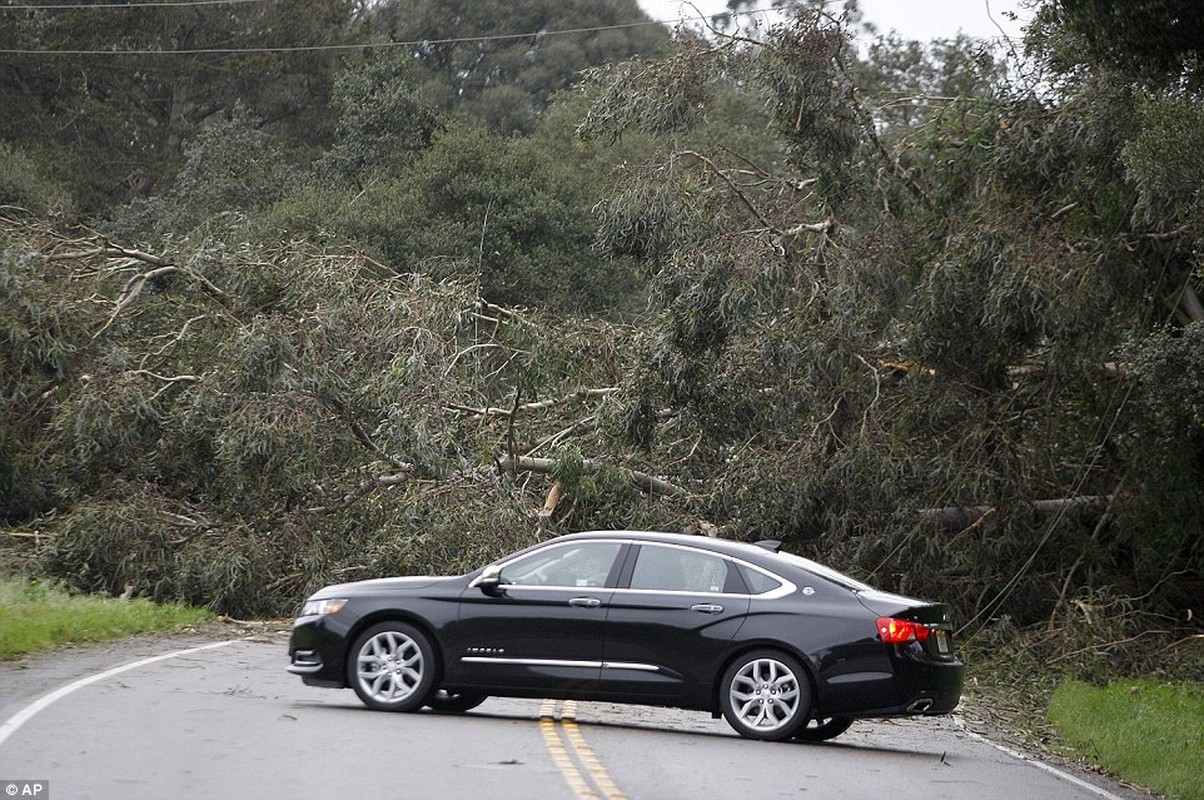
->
[954,717,1127,800]
[0,639,239,749]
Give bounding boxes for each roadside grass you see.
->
[1048,680,1204,800]
[0,576,214,659]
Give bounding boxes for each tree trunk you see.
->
[917,495,1115,530]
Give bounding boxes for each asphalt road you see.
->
[0,633,1143,800]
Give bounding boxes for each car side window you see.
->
[499,542,622,588]
[741,567,784,595]
[629,545,731,593]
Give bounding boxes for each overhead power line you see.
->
[0,4,799,56]
[0,0,802,56]
[0,18,682,55]
[1,0,263,9]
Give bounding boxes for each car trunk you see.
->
[856,589,959,661]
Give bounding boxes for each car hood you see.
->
[313,575,458,598]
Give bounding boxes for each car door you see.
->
[444,539,626,692]
[599,543,750,703]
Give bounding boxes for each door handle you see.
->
[690,603,724,614]
[568,597,602,608]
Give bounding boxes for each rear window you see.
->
[773,553,874,592]
[740,568,784,595]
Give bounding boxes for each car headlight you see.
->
[300,597,349,617]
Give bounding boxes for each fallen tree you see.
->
[917,495,1118,530]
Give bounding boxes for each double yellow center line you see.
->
[539,699,628,800]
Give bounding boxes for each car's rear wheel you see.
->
[425,690,488,713]
[794,715,853,742]
[347,621,438,712]
[719,650,811,741]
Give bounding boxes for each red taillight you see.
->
[876,617,931,644]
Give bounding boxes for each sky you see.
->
[636,0,1031,44]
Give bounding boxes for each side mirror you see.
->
[475,564,505,596]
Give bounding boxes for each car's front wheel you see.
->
[794,715,853,742]
[719,650,811,741]
[347,621,438,712]
[425,690,488,713]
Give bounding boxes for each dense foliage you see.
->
[0,0,359,212]
[1,0,1200,668]
[369,0,670,133]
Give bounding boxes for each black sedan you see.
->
[288,530,963,741]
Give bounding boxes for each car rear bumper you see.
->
[816,643,964,717]
[867,650,964,716]
[892,657,963,714]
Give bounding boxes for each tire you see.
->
[719,650,812,741]
[347,621,438,712]
[794,715,853,742]
[425,690,488,713]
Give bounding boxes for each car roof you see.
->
[557,530,872,591]
[559,529,783,563]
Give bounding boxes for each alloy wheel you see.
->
[348,622,437,711]
[720,651,810,740]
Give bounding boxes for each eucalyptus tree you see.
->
[0,0,359,214]
[576,2,1201,625]
[0,143,74,218]
[109,103,303,241]
[1028,0,1204,89]
[263,49,644,314]
[1020,0,1204,605]
[855,33,1010,140]
[274,122,644,312]
[365,0,670,132]
[316,53,444,185]
[1,209,653,614]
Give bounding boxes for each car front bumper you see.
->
[288,614,350,688]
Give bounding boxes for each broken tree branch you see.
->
[446,387,620,419]
[321,394,412,473]
[305,470,414,515]
[917,495,1117,530]
[497,455,686,498]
